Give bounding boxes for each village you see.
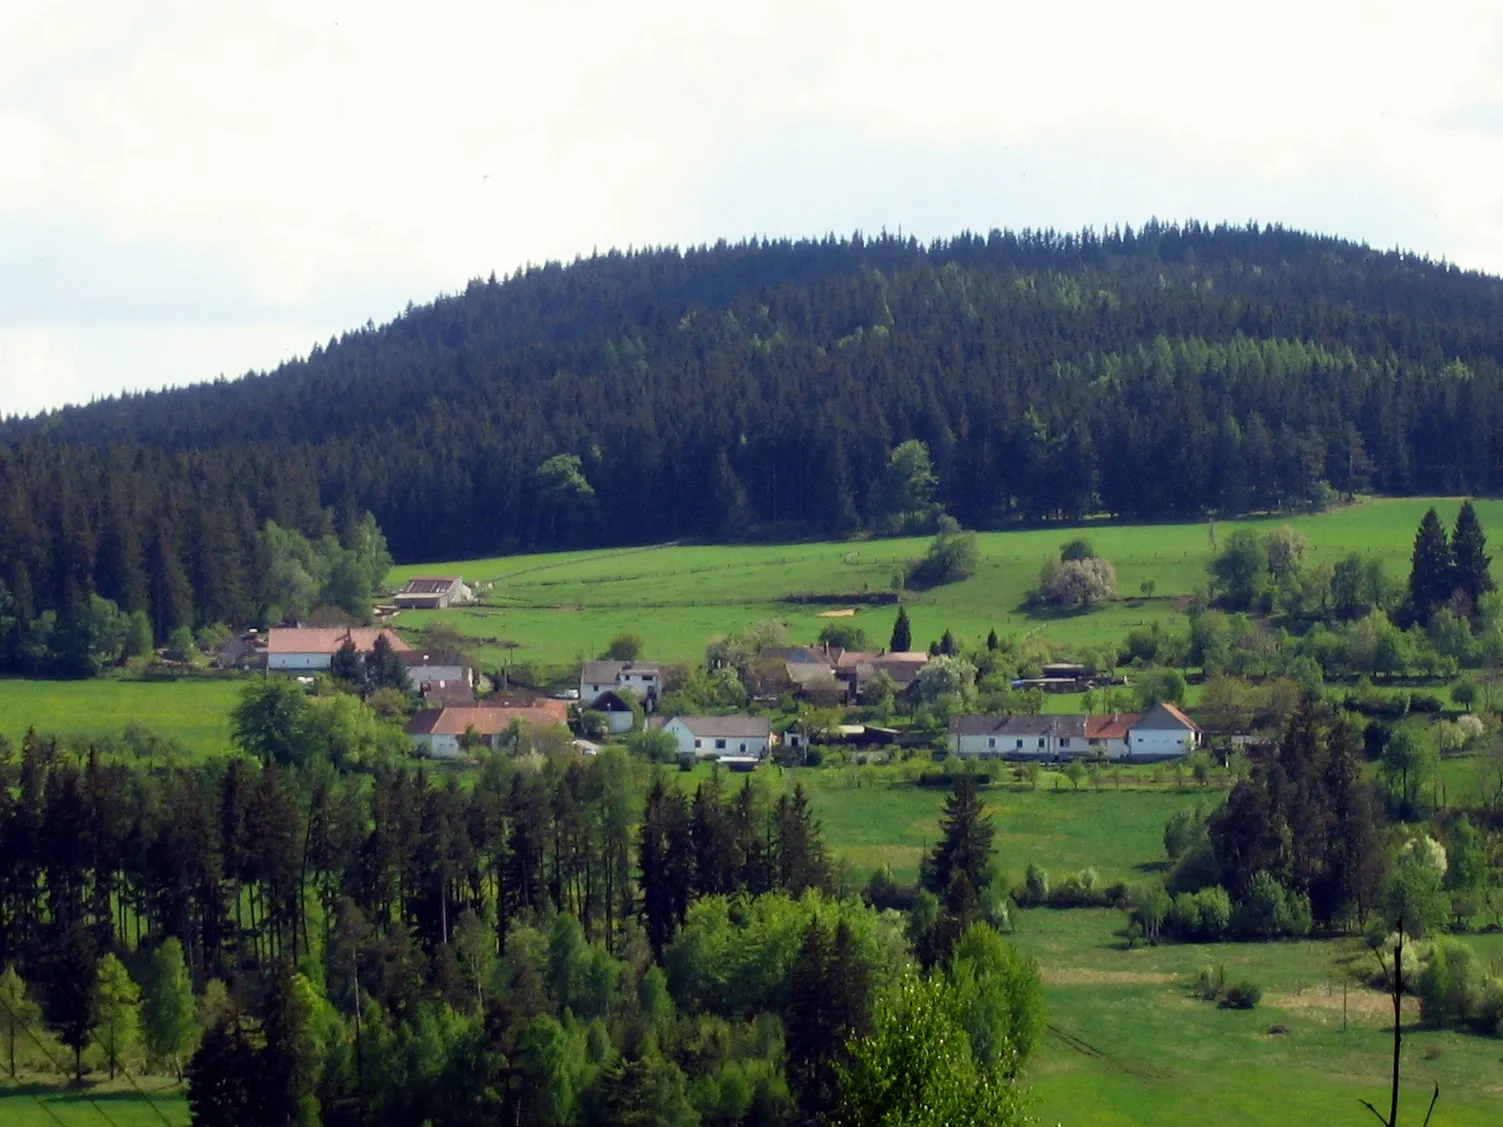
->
[215,572,1206,770]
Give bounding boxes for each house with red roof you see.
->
[266,627,411,672]
[405,700,570,758]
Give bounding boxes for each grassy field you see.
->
[0,1081,188,1126]
[0,678,243,759]
[387,497,1503,668]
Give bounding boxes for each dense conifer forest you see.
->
[6,221,1503,633]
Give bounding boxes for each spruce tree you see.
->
[889,606,911,652]
[1451,500,1494,610]
[925,774,996,958]
[1408,507,1453,623]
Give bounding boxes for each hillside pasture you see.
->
[387,497,1503,668]
[0,678,242,760]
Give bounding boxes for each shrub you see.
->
[1232,871,1310,940]
[1194,964,1226,1002]
[1418,938,1486,1027]
[1222,981,1262,1009]
[1021,864,1050,907]
[1194,886,1234,941]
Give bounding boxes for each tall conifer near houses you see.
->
[1450,501,1494,611]
[1407,507,1453,623]
[890,606,912,652]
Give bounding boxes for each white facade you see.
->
[663,717,771,760]
[1125,727,1197,758]
[602,709,634,735]
[412,732,464,758]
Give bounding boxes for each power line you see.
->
[0,989,123,1127]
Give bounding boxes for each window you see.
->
[1060,738,1071,748]
[1016,739,1023,748]
[1038,738,1045,748]
[739,742,747,752]
[715,739,727,750]
[988,738,995,749]
[694,739,702,749]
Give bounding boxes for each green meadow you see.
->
[0,1082,188,1126]
[388,497,1501,668]
[0,678,242,759]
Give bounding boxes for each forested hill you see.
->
[6,221,1503,631]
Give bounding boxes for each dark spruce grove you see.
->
[6,221,1503,635]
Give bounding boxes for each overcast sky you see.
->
[5,0,1503,418]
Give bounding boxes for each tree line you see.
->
[7,223,1503,628]
[0,725,1043,1125]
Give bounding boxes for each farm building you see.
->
[662,715,772,760]
[405,700,570,758]
[949,705,1200,761]
[392,576,471,609]
[266,627,410,672]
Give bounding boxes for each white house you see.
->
[948,715,1087,760]
[400,650,474,692]
[949,704,1200,761]
[392,577,472,609]
[405,701,570,759]
[579,660,668,707]
[663,715,772,761]
[586,690,637,735]
[266,627,410,672]
[1126,702,1202,758]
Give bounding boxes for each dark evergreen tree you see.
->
[186,1011,264,1127]
[1408,507,1453,623]
[889,606,911,653]
[1451,500,1494,611]
[923,774,995,959]
[46,923,96,1081]
[329,638,364,688]
[986,628,999,651]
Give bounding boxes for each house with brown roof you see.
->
[662,715,772,760]
[949,705,1200,761]
[266,627,411,672]
[580,660,668,707]
[405,700,570,758]
[393,577,471,609]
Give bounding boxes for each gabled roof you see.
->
[580,660,626,683]
[1085,713,1141,740]
[1134,702,1200,732]
[405,700,568,737]
[668,715,772,739]
[400,649,471,668]
[948,714,1087,739]
[399,577,462,594]
[588,690,635,712]
[267,627,411,655]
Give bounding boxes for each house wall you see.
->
[412,733,462,758]
[663,719,768,759]
[1127,727,1196,758]
[1091,737,1133,760]
[618,671,662,700]
[269,653,333,671]
[603,710,634,735]
[581,678,616,701]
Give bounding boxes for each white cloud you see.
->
[4,0,1503,413]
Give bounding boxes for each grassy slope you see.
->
[388,497,1503,668]
[0,679,242,759]
[0,1083,188,1126]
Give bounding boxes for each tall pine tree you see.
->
[889,606,912,652]
[1451,500,1494,612]
[1407,507,1453,623]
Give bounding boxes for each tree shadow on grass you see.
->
[1134,860,1170,874]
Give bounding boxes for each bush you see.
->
[1019,864,1049,907]
[1231,871,1311,940]
[1222,981,1262,1009]
[1418,938,1486,1027]
[1194,964,1226,1002]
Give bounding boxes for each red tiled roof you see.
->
[1085,713,1141,740]
[405,700,569,736]
[267,628,411,655]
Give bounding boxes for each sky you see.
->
[5,0,1503,417]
